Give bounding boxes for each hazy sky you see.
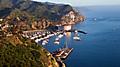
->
[33,0,120,6]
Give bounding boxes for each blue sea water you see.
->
[44,6,120,67]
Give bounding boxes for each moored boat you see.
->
[54,38,60,45]
[73,30,81,41]
[73,36,81,41]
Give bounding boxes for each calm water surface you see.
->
[43,6,120,67]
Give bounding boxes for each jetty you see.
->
[52,48,73,60]
[60,48,73,60]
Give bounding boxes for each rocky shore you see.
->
[30,10,84,30]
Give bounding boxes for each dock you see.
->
[52,48,73,60]
[60,48,73,60]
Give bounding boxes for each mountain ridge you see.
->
[0,0,74,21]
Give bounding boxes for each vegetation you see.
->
[0,0,77,32]
[0,0,83,67]
[0,35,58,67]
[0,0,73,21]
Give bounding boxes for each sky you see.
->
[32,0,120,6]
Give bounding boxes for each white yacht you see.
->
[42,40,48,45]
[58,34,64,38]
[54,38,60,45]
[54,41,60,45]
[42,42,46,45]
[73,36,81,41]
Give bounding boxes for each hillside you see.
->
[0,0,84,33]
[0,0,84,67]
[0,34,59,67]
[0,0,73,21]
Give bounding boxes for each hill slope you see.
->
[0,35,59,67]
[0,0,73,21]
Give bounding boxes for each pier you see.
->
[52,48,73,60]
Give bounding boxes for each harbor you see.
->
[21,25,87,67]
[0,0,120,66]
[22,28,86,46]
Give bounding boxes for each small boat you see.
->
[73,31,81,41]
[42,39,48,45]
[35,38,42,43]
[75,30,78,33]
[54,38,60,45]
[54,41,60,45]
[58,34,64,38]
[42,42,46,45]
[73,36,81,41]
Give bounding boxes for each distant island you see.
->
[0,0,84,67]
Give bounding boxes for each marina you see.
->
[0,0,119,66]
[21,26,87,66]
[22,29,86,46]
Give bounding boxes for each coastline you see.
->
[0,10,84,67]
[0,0,85,67]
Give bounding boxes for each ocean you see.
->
[43,6,120,67]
